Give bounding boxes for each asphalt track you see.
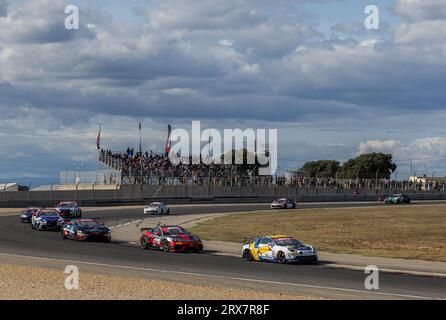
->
[0,202,445,300]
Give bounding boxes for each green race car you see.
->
[385,194,411,204]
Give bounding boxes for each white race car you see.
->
[242,235,318,264]
[271,198,296,209]
[144,202,170,215]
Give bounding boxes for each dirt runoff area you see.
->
[190,204,446,262]
[0,264,318,300]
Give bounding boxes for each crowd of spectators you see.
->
[100,149,446,191]
[100,148,259,185]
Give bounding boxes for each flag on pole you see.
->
[208,128,213,158]
[96,124,101,150]
[138,122,142,154]
[165,124,172,155]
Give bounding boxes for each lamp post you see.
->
[375,169,380,189]
[393,169,399,190]
[74,161,85,185]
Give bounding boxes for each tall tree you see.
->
[300,160,341,178]
[340,153,397,179]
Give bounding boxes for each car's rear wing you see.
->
[140,227,152,233]
[242,237,253,244]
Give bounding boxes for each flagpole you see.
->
[139,123,143,186]
[96,123,101,184]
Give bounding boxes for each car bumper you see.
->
[170,241,203,252]
[144,209,161,214]
[288,254,318,263]
[271,204,284,209]
[77,233,111,241]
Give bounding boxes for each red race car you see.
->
[140,224,203,253]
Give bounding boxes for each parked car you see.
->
[140,224,203,253]
[33,209,64,231]
[144,202,170,215]
[385,194,411,204]
[271,198,296,209]
[61,219,111,242]
[20,207,40,223]
[242,235,318,264]
[56,201,82,218]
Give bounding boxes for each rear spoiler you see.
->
[140,227,152,232]
[242,237,253,244]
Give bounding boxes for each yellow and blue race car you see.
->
[242,235,318,264]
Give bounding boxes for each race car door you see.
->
[151,227,162,247]
[257,237,274,261]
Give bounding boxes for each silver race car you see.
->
[144,202,170,215]
[271,198,296,209]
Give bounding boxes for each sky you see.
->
[1,0,446,185]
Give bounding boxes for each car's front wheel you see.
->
[242,249,253,261]
[276,251,287,264]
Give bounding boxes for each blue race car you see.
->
[20,207,40,223]
[56,201,82,219]
[33,209,64,231]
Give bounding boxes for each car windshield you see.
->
[60,202,75,207]
[274,238,303,246]
[149,202,161,206]
[163,227,186,235]
[277,199,286,203]
[26,209,38,213]
[77,221,99,227]
[42,212,59,217]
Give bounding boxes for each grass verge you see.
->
[190,205,446,262]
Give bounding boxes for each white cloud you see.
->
[395,0,446,21]
[357,138,446,175]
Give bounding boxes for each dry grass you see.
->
[191,205,446,262]
[0,264,318,300]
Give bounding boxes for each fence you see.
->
[2,183,446,208]
[59,170,121,185]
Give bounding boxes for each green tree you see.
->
[300,160,341,178]
[340,153,397,179]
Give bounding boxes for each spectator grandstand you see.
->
[98,149,446,192]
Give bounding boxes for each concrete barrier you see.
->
[1,187,446,208]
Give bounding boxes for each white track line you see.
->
[0,252,442,300]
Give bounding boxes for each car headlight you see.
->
[40,219,47,224]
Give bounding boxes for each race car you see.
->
[56,201,82,218]
[271,198,296,209]
[385,194,411,204]
[144,202,170,215]
[140,224,203,253]
[242,235,318,264]
[20,207,40,223]
[33,209,64,231]
[61,219,111,242]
